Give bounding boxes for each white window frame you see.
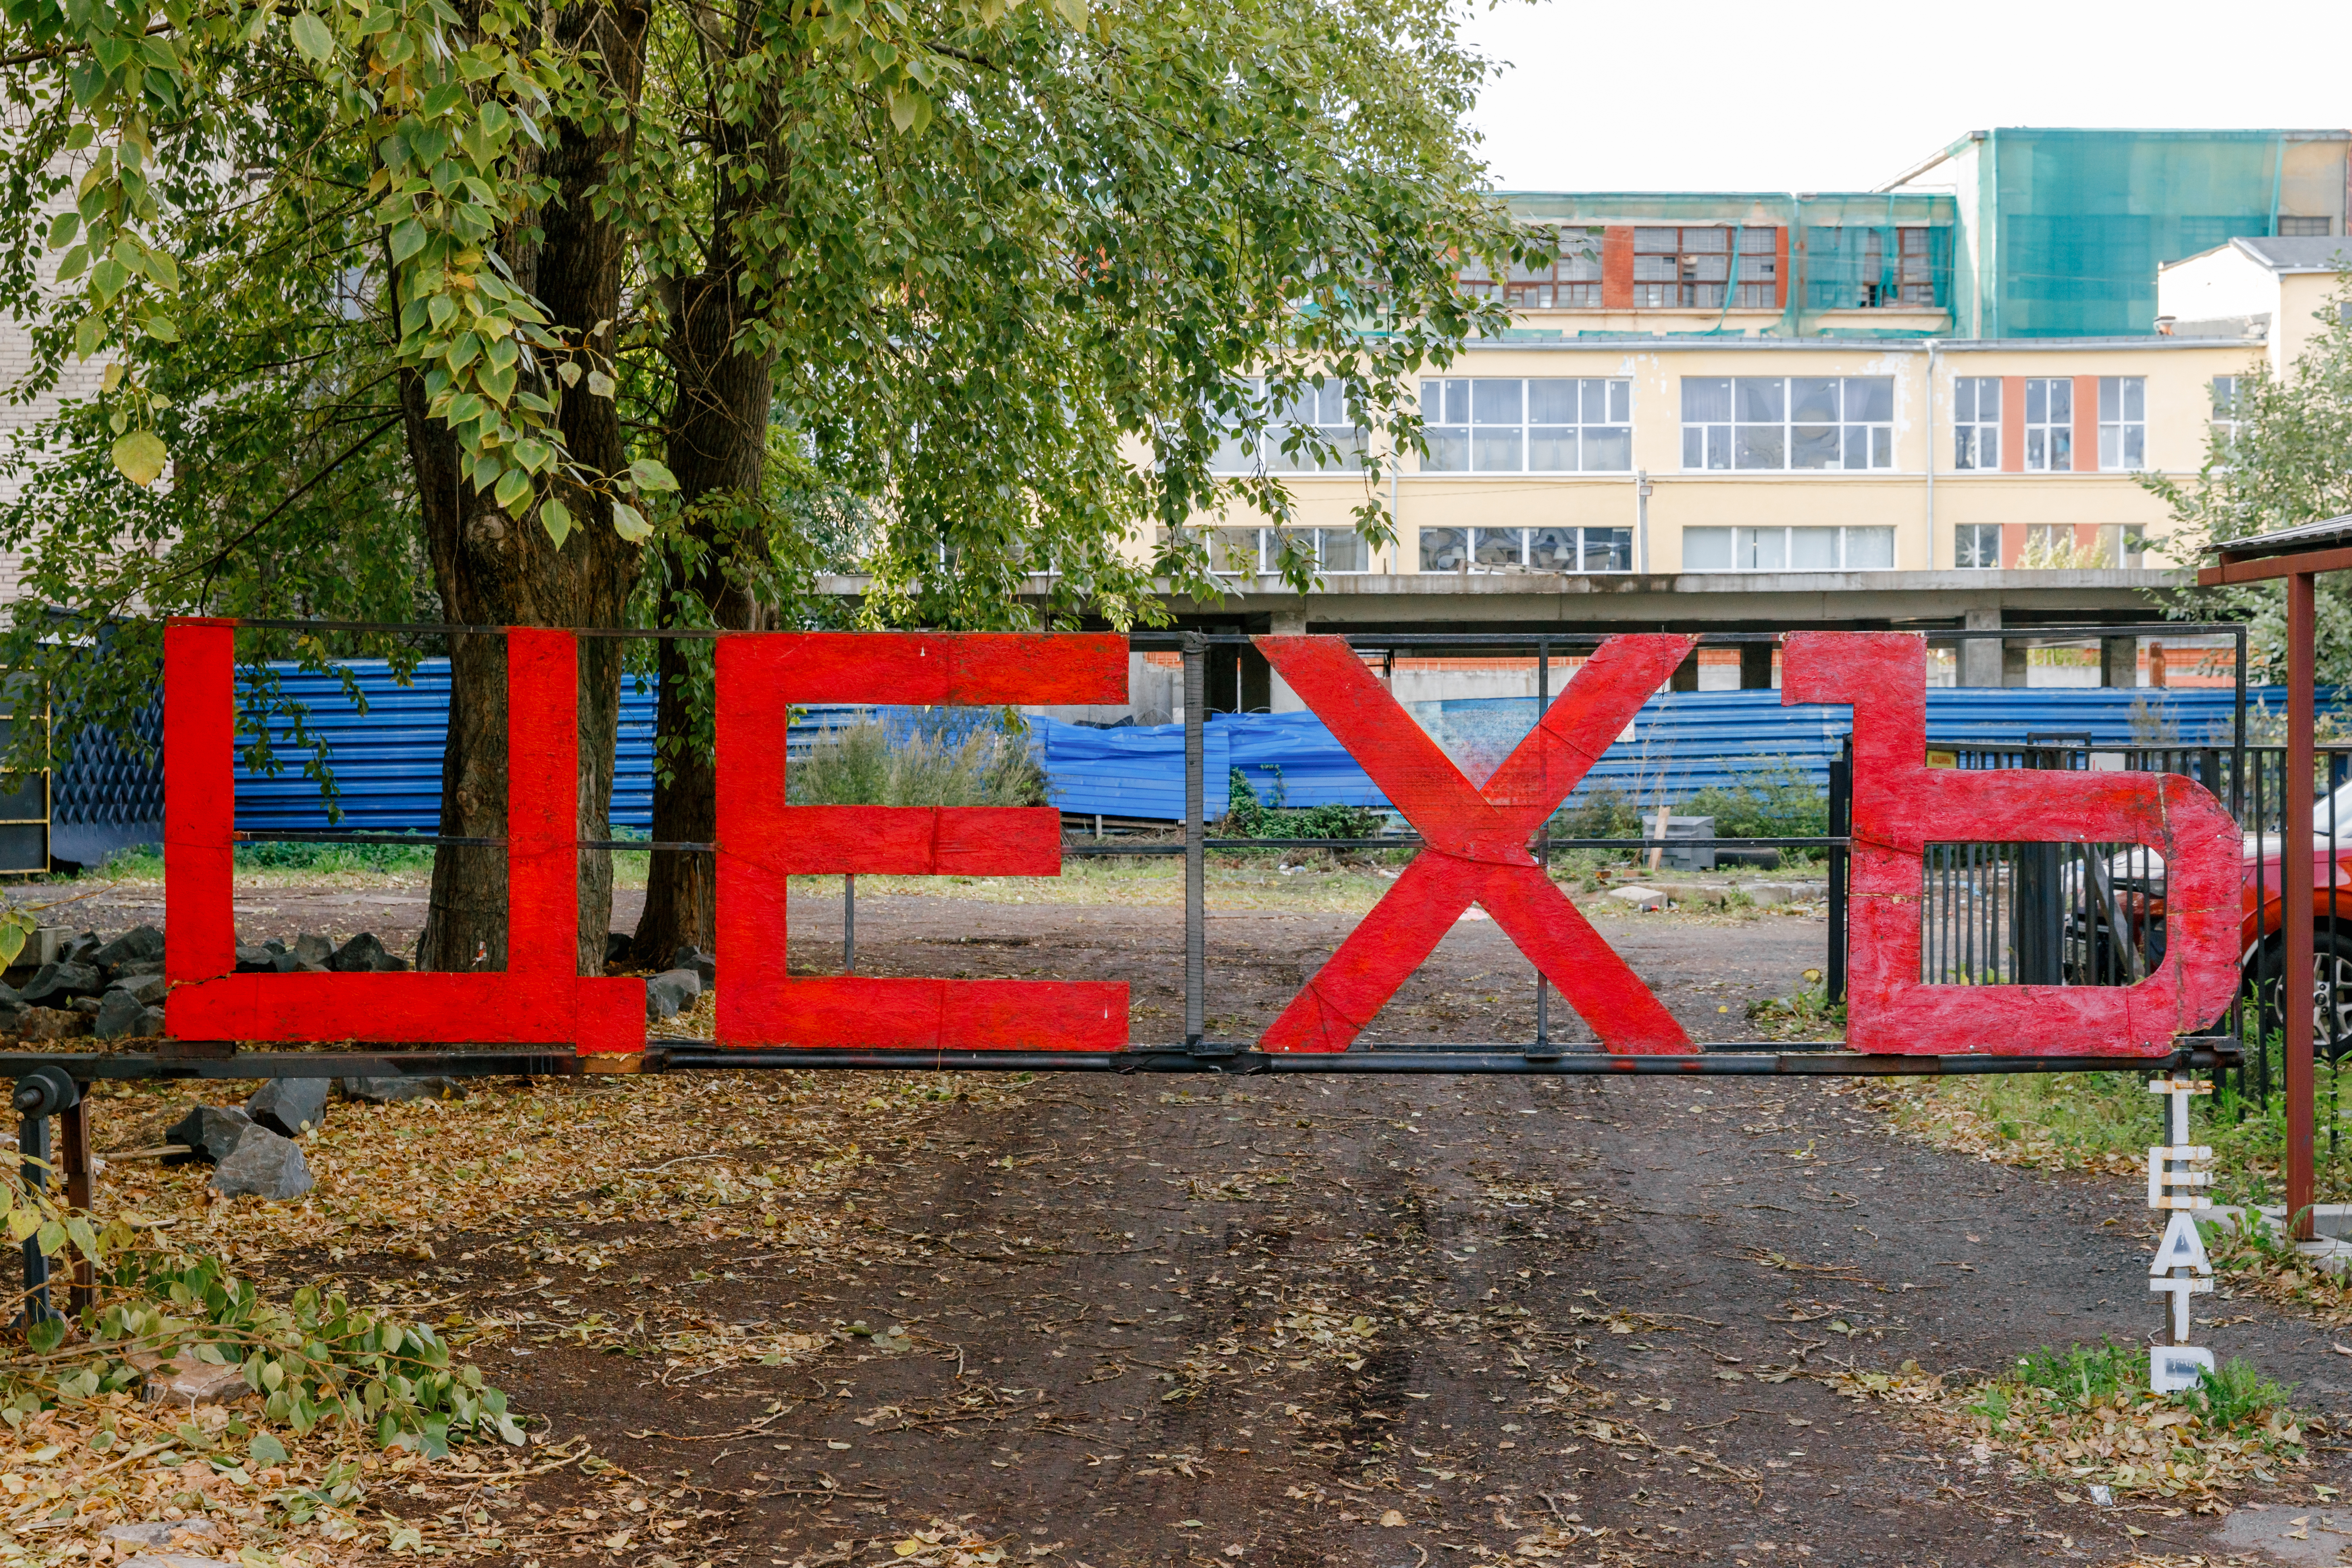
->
[1419,525,1635,575]
[1682,525,1896,572]
[2209,375,2245,462]
[1209,377,1365,476]
[1952,377,2000,470]
[2098,376,2146,471]
[1209,525,1374,576]
[1679,376,1895,473]
[1955,523,2002,570]
[1419,377,1633,475]
[2022,377,2072,472]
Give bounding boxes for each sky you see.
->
[1461,0,2352,194]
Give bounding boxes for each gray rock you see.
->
[90,925,164,972]
[102,1521,217,1549]
[21,960,103,1004]
[670,946,717,987]
[137,1006,165,1036]
[95,988,162,1039]
[114,972,169,1007]
[292,933,333,967]
[210,1125,312,1200]
[334,1075,465,1104]
[164,1105,253,1164]
[112,958,164,979]
[58,930,101,966]
[645,967,700,1022]
[246,1077,328,1137]
[233,944,279,973]
[70,995,103,1018]
[328,933,408,973]
[17,1006,88,1041]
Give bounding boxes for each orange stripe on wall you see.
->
[1602,227,1633,310]
[2000,377,2025,474]
[2000,523,2024,569]
[1775,227,1790,309]
[2073,375,2100,471]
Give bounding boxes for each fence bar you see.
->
[1826,739,1850,1004]
[1183,634,1206,1050]
[2288,571,2318,1238]
[1534,639,1551,1054]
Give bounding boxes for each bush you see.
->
[791,719,1042,807]
[1220,769,1383,841]
[1677,764,1828,840]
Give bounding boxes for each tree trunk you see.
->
[629,265,777,967]
[409,0,650,976]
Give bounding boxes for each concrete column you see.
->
[1738,643,1775,690]
[1959,606,2003,688]
[2100,636,2138,688]
[2003,641,2029,688]
[1268,608,1307,713]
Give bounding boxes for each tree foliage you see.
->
[2147,275,2352,682]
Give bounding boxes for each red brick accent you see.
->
[2000,377,2025,474]
[1775,227,1790,309]
[2073,375,2100,471]
[1602,227,1633,309]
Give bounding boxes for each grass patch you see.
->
[1831,1345,2311,1501]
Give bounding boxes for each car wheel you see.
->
[2253,929,2352,1059]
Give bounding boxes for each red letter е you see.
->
[714,633,1130,1050]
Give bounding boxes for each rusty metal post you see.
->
[2289,571,2318,1239]
[59,1093,92,1316]
[1184,633,1205,1049]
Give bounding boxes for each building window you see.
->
[2098,376,2146,471]
[1630,227,1775,309]
[1680,376,1894,472]
[1953,377,2000,470]
[2279,217,2334,237]
[1419,525,1632,574]
[1956,523,2002,569]
[1682,525,1895,571]
[2210,375,2245,458]
[2015,523,2146,569]
[1420,377,1632,473]
[1503,227,1605,309]
[1209,379,1364,475]
[2023,377,2072,471]
[1211,526,1372,575]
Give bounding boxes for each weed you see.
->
[792,720,1041,808]
[2182,1359,2294,1434]
[1219,769,1384,843]
[2017,1338,2144,1408]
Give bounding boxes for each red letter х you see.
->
[1782,631,2241,1055]
[715,633,1130,1050]
[1255,633,1696,1054]
[163,621,647,1053]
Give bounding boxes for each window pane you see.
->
[1577,379,1605,422]
[1210,529,1261,573]
[1684,227,1728,252]
[1690,252,1730,283]
[1735,424,1786,469]
[1527,527,1576,570]
[2099,426,2119,471]
[1740,526,1787,571]
[1682,527,1733,571]
[1211,430,1254,473]
[2123,426,2144,469]
[2123,377,2144,421]
[1871,425,1892,468]
[1790,527,1837,569]
[2051,428,2072,469]
[1420,527,1467,572]
[2048,378,2071,421]
[1527,379,1577,423]
[1471,429,1524,471]
[1791,425,1839,469]
[1581,426,1631,471]
[1582,528,1632,571]
[1705,425,1730,470]
[1683,426,1704,469]
[1790,377,1840,423]
[1608,380,1630,422]
[2098,377,2119,421]
[2025,379,2046,424]
[1844,527,1895,569]
[1319,529,1366,573]
[2211,376,2236,417]
[1682,377,1731,422]
[1838,425,1871,469]
[1976,378,2000,418]
[1473,528,1525,568]
[1528,427,1577,470]
[1843,377,1894,422]
[1423,429,1468,471]
[1635,227,1679,252]
[1472,379,1523,425]
[1954,378,1976,423]
[1734,377,1784,423]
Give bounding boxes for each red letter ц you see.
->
[1782,631,2240,1055]
[714,633,1131,1050]
[163,621,647,1053]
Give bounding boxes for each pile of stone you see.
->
[2,925,411,1042]
[645,944,716,1022]
[164,1078,327,1201]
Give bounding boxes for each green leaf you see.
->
[540,498,572,546]
[388,220,427,265]
[627,457,679,494]
[585,369,615,399]
[493,465,531,513]
[54,244,87,282]
[48,212,78,249]
[289,12,335,63]
[609,501,650,541]
[248,1433,288,1466]
[142,312,179,342]
[110,429,167,485]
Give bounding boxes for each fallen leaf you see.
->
[1379,1511,1406,1528]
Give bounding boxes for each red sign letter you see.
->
[1783,632,2240,1055]
[164,621,645,1052]
[1256,633,1696,1054]
[714,633,1130,1050]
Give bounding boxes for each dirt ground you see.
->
[29,871,2352,1566]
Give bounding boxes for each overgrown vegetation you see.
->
[789,720,1043,808]
[1546,764,1828,861]
[1218,768,1386,843]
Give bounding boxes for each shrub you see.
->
[1220,769,1383,841]
[791,719,1042,808]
